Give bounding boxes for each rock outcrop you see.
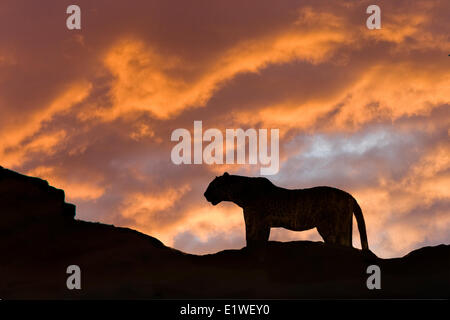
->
[0,167,448,299]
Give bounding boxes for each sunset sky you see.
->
[1,0,449,258]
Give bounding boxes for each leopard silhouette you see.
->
[204,172,369,250]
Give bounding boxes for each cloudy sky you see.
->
[1,0,448,258]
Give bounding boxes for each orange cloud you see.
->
[233,61,450,132]
[0,81,91,168]
[26,166,106,201]
[151,204,243,248]
[350,142,450,256]
[98,8,356,121]
[120,185,191,231]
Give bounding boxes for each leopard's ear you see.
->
[223,172,229,177]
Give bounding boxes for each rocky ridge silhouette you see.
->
[0,166,448,299]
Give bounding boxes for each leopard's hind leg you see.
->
[317,211,352,247]
[336,212,353,247]
[317,224,338,245]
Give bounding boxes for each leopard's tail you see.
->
[353,198,369,251]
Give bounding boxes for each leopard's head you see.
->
[204,172,232,206]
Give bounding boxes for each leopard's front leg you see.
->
[243,208,270,248]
